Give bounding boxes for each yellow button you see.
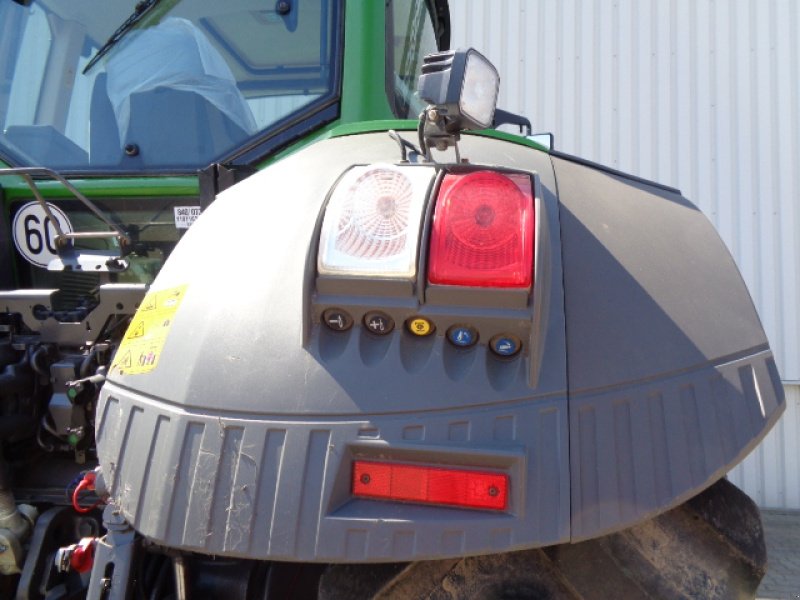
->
[407,317,433,336]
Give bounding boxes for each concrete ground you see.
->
[758,510,800,600]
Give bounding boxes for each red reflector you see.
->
[352,461,508,511]
[428,171,534,288]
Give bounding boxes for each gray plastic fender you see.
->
[96,132,783,562]
[552,154,784,540]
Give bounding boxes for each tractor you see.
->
[0,1,782,598]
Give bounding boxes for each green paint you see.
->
[327,120,418,137]
[0,176,198,202]
[259,119,549,170]
[338,2,394,124]
[320,120,550,153]
[255,120,417,169]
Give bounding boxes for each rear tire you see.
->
[320,478,766,599]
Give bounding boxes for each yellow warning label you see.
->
[140,295,157,312]
[118,350,132,369]
[129,321,145,338]
[111,284,188,376]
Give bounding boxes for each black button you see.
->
[364,311,394,335]
[322,308,353,332]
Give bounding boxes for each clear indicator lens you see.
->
[318,165,434,279]
[459,51,500,129]
[336,170,411,258]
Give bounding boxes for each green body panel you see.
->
[321,120,550,152]
[0,176,199,201]
[264,119,551,170]
[339,2,392,124]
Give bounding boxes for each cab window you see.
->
[387,0,440,118]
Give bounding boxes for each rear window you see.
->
[387,0,440,118]
[0,0,341,173]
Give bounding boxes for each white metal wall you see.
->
[729,386,800,508]
[449,0,800,508]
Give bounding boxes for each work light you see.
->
[418,48,500,132]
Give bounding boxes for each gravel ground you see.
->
[757,510,800,600]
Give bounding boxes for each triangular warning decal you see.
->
[140,296,157,312]
[129,321,145,338]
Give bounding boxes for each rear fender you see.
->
[554,154,784,540]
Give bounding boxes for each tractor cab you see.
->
[0,0,447,306]
[1,0,340,171]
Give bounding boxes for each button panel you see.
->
[319,308,527,359]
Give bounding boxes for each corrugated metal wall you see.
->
[449,0,800,509]
[730,387,800,508]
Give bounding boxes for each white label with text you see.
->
[174,206,202,229]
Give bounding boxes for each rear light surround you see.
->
[352,460,509,511]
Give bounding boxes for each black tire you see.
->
[319,478,766,599]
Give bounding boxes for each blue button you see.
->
[490,334,521,357]
[448,326,477,347]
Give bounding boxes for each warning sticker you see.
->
[111,284,189,376]
[174,206,202,229]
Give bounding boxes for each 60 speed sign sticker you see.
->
[12,201,74,268]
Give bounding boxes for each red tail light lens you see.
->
[428,171,534,288]
[352,460,508,511]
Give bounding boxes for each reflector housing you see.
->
[352,460,508,511]
[428,171,534,287]
[318,165,434,279]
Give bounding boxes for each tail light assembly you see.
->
[428,170,535,288]
[318,165,535,290]
[315,163,537,358]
